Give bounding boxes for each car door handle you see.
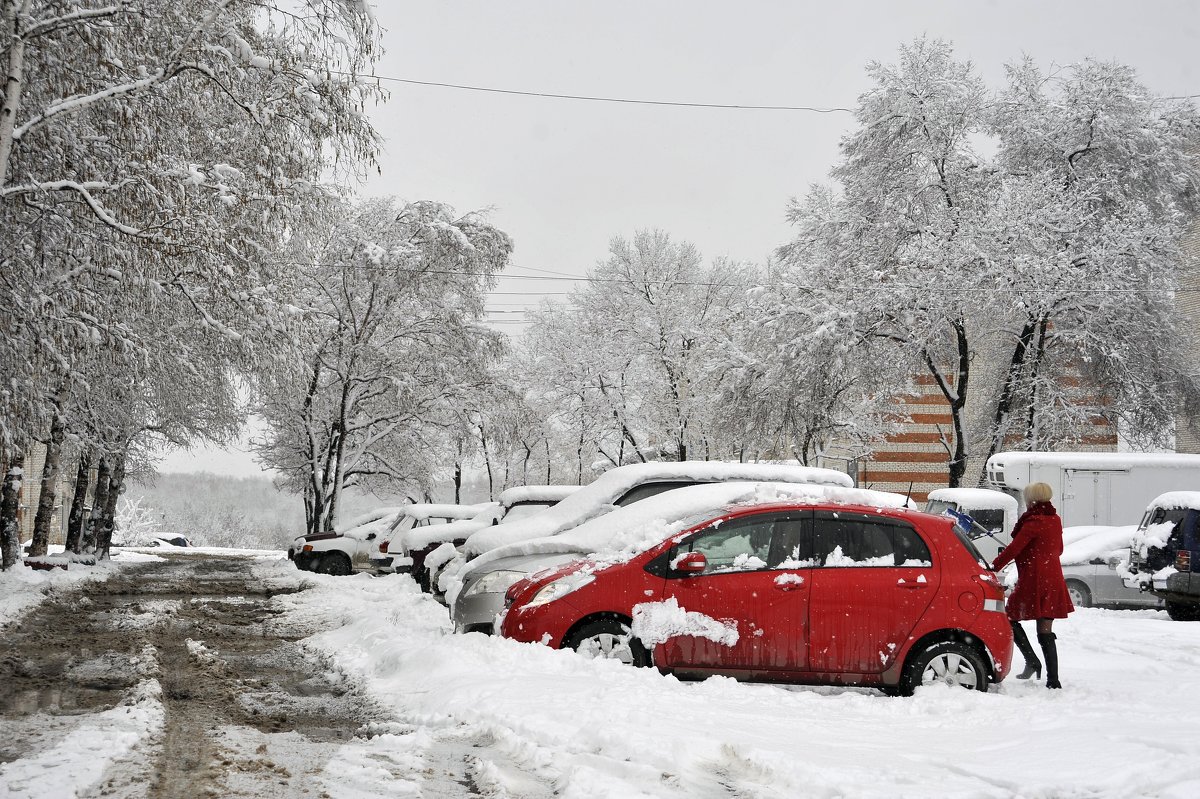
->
[897,580,928,590]
[776,583,803,592]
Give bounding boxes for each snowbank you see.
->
[0,556,125,631]
[269,558,1200,798]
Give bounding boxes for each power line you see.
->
[344,71,853,113]
[283,262,1195,294]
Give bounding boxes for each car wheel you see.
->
[1166,601,1200,622]
[563,619,651,667]
[1066,580,1092,609]
[318,552,353,576]
[899,640,988,695]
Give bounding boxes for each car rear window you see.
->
[950,520,988,567]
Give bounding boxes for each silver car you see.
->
[453,552,578,633]
[1062,551,1163,609]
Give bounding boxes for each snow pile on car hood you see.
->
[498,485,580,507]
[1060,525,1138,566]
[461,481,913,580]
[460,461,853,559]
[631,597,739,648]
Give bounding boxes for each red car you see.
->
[501,500,1013,695]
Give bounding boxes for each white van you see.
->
[984,452,1200,528]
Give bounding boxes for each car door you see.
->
[654,512,812,675]
[806,512,938,674]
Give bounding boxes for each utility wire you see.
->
[342,71,853,113]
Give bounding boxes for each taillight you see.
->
[1176,550,1193,572]
[379,539,389,553]
[302,545,313,552]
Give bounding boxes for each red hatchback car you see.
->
[501,501,1013,694]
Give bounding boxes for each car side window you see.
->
[677,516,775,574]
[812,513,931,567]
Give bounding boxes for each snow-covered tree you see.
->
[254,198,512,534]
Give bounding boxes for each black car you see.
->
[1127,500,1200,621]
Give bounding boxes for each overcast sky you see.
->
[159,0,1200,477]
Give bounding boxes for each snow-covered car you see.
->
[924,487,1018,562]
[500,482,1012,695]
[368,502,497,582]
[291,507,405,575]
[1056,525,1162,610]
[405,486,581,595]
[1126,492,1200,620]
[448,461,856,635]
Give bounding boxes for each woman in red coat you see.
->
[992,481,1074,689]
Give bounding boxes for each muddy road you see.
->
[0,556,389,798]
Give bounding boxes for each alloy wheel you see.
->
[921,652,981,689]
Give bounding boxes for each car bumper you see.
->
[499,596,582,647]
[369,556,396,574]
[452,591,509,634]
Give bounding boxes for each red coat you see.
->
[992,501,1075,621]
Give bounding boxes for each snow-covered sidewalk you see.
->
[276,560,1200,799]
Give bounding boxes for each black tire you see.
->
[1166,600,1200,621]
[562,618,651,667]
[897,640,989,696]
[1066,580,1092,609]
[318,552,353,576]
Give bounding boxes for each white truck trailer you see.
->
[984,452,1200,529]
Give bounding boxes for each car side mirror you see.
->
[674,552,707,575]
[366,533,377,541]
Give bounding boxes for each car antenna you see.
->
[905,481,913,507]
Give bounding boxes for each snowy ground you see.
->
[3,553,1200,798]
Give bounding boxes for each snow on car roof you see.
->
[1147,491,1200,512]
[404,502,495,522]
[462,481,913,577]
[989,451,1200,470]
[1060,525,1139,566]
[926,488,1018,513]
[339,508,407,540]
[459,460,854,559]
[497,485,581,508]
[403,518,491,551]
[337,506,406,535]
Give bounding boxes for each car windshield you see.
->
[502,501,554,524]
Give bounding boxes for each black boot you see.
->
[1038,632,1061,689]
[1011,622,1042,680]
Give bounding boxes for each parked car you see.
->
[448,461,856,635]
[924,487,1017,562]
[1126,492,1200,620]
[413,486,581,595]
[1056,525,1162,610]
[369,503,496,578]
[500,482,1012,695]
[291,507,405,575]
